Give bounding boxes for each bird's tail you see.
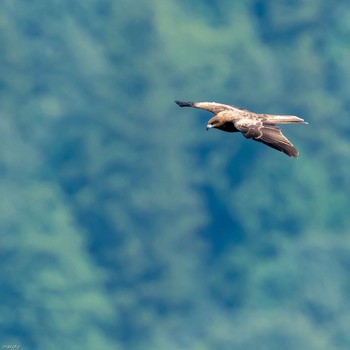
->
[266,115,308,125]
[175,100,194,107]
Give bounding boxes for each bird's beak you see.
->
[206,124,213,131]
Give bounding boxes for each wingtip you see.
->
[175,100,194,107]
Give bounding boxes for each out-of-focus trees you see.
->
[1,0,350,349]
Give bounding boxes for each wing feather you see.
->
[175,100,246,115]
[235,119,299,157]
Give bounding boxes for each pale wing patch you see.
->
[194,102,247,114]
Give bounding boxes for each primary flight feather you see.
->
[175,100,307,158]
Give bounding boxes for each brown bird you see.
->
[175,100,307,157]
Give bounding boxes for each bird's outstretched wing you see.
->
[175,100,246,115]
[235,119,299,157]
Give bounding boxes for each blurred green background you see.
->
[1,0,350,349]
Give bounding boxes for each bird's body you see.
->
[175,100,307,157]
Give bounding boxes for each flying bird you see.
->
[175,100,307,157]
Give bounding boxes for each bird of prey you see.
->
[175,100,307,157]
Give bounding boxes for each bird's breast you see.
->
[219,122,239,132]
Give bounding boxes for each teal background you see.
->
[1,1,350,349]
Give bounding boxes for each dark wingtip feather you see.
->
[175,100,194,107]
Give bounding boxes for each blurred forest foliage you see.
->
[1,0,350,349]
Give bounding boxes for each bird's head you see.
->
[206,115,236,132]
[206,116,224,130]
